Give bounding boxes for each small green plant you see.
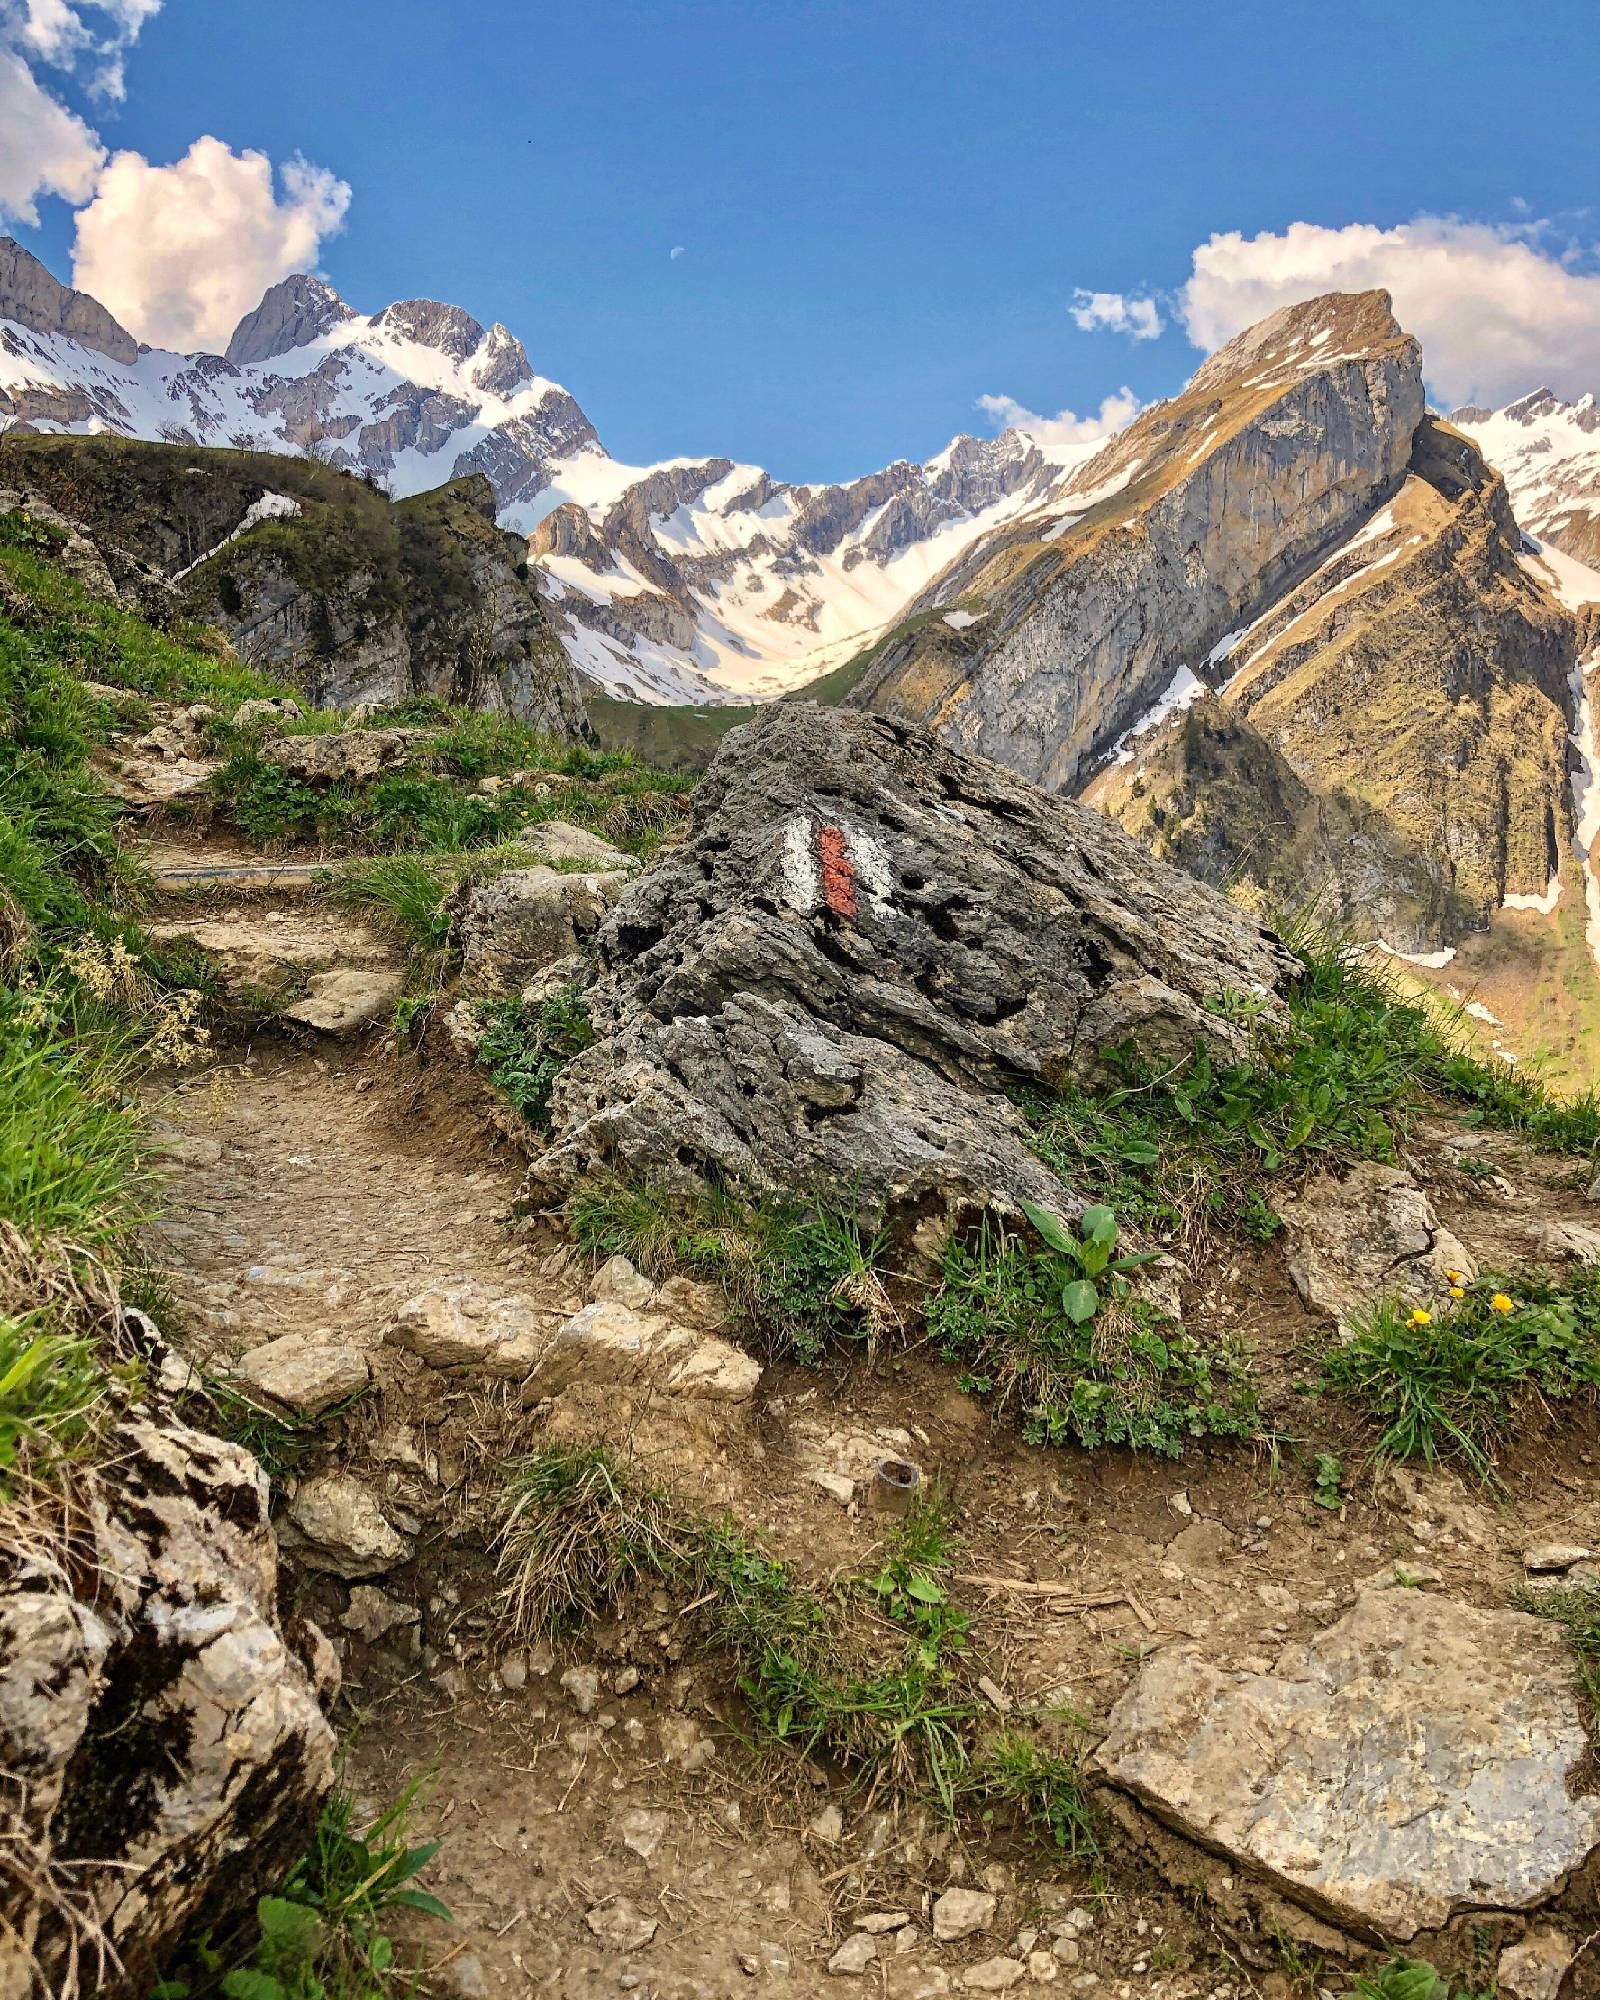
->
[1344,1958,1493,2000]
[154,1784,450,1999]
[1017,1198,1161,1325]
[0,1317,105,1491]
[1311,1451,1345,1510]
[1325,1268,1600,1484]
[927,1210,1258,1456]
[474,985,593,1130]
[973,1733,1100,1860]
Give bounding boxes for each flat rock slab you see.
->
[1096,1590,1600,1940]
[284,967,405,1035]
[1276,1161,1474,1334]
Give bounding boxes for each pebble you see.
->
[561,1664,602,1714]
[961,1959,1024,1992]
[618,1806,667,1866]
[499,1652,528,1691]
[932,1888,997,1942]
[855,1911,911,1934]
[1523,1543,1591,1573]
[808,1804,844,1844]
[827,1932,877,1975]
[584,1899,659,1951]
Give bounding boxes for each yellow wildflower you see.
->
[1448,1286,1465,1300]
[1408,1307,1433,1327]
[1490,1293,1515,1314]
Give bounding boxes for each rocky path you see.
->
[132,833,1600,2000]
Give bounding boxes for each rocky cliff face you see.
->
[1087,419,1579,951]
[0,432,589,736]
[848,292,1426,792]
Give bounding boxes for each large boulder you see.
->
[523,704,1297,1220]
[1095,1590,1600,1940]
[0,1405,337,1995]
[451,864,632,995]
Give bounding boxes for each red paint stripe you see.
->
[817,824,858,921]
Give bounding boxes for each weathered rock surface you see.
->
[852,291,1424,793]
[284,1472,412,1577]
[530,1300,762,1403]
[1095,1590,1600,1939]
[0,1398,336,1995]
[1497,1926,1579,2000]
[238,1334,370,1415]
[1276,1162,1474,1333]
[261,727,426,786]
[451,864,631,994]
[385,1281,545,1373]
[283,966,406,1036]
[524,703,1296,1220]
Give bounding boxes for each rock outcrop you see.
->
[0,237,139,366]
[225,273,358,366]
[0,1354,337,1994]
[1089,419,1580,952]
[850,291,1425,792]
[523,703,1297,1219]
[1096,1590,1600,1941]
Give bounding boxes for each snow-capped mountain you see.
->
[0,238,1105,704]
[1452,388,1600,568]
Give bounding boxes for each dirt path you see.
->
[133,839,1600,2000]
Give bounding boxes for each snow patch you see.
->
[1108,667,1205,767]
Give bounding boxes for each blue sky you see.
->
[11,0,1600,480]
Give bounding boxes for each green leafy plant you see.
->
[1311,1451,1345,1510]
[0,1318,105,1491]
[474,985,593,1130]
[1017,1197,1160,1325]
[154,1785,449,1999]
[927,1213,1258,1457]
[1344,1958,1493,2000]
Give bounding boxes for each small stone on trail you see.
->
[808,1803,844,1844]
[239,1335,369,1416]
[809,1470,856,1506]
[976,1675,1011,1713]
[561,1664,602,1714]
[1523,1543,1591,1573]
[614,1665,640,1693]
[618,1806,668,1865]
[932,1888,997,1941]
[1168,1490,1194,1519]
[961,1959,1024,1992]
[584,1898,658,1951]
[498,1652,528,1690]
[442,1952,490,1999]
[286,1473,411,1578]
[589,1253,658,1310]
[340,1586,419,1643]
[827,1932,877,1975]
[1497,1926,1577,2000]
[854,1911,911,1933]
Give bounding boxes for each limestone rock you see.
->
[1277,1162,1474,1333]
[0,1401,336,1995]
[588,1253,658,1310]
[584,1897,658,1951]
[524,703,1296,1221]
[530,1300,761,1403]
[828,1932,878,1975]
[341,1586,420,1644]
[1095,1589,1600,1939]
[451,864,630,994]
[239,1335,370,1415]
[283,967,405,1036]
[262,728,424,787]
[386,1282,537,1369]
[233,695,303,730]
[0,236,139,363]
[961,1959,1024,1992]
[932,1889,997,1942]
[1536,1219,1600,1266]
[1497,1926,1577,2000]
[519,819,639,871]
[286,1473,411,1578]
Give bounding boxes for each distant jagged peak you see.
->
[471,322,534,398]
[224,272,357,366]
[371,297,487,364]
[0,235,139,366]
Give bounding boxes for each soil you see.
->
[133,828,1600,2000]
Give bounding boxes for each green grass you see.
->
[1343,1962,1493,2000]
[497,1447,998,1817]
[568,1176,890,1363]
[152,1783,450,2000]
[973,1732,1100,1861]
[1023,935,1600,1251]
[1324,1266,1600,1484]
[0,1316,107,1494]
[927,1209,1258,1457]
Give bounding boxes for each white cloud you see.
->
[71,137,351,350]
[0,43,103,222]
[1176,217,1600,407]
[976,386,1142,465]
[1069,288,1164,341]
[670,244,685,260]
[3,0,162,99]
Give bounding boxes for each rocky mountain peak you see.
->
[224,272,358,366]
[1186,287,1408,399]
[472,322,535,398]
[0,235,139,365]
[373,297,488,362]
